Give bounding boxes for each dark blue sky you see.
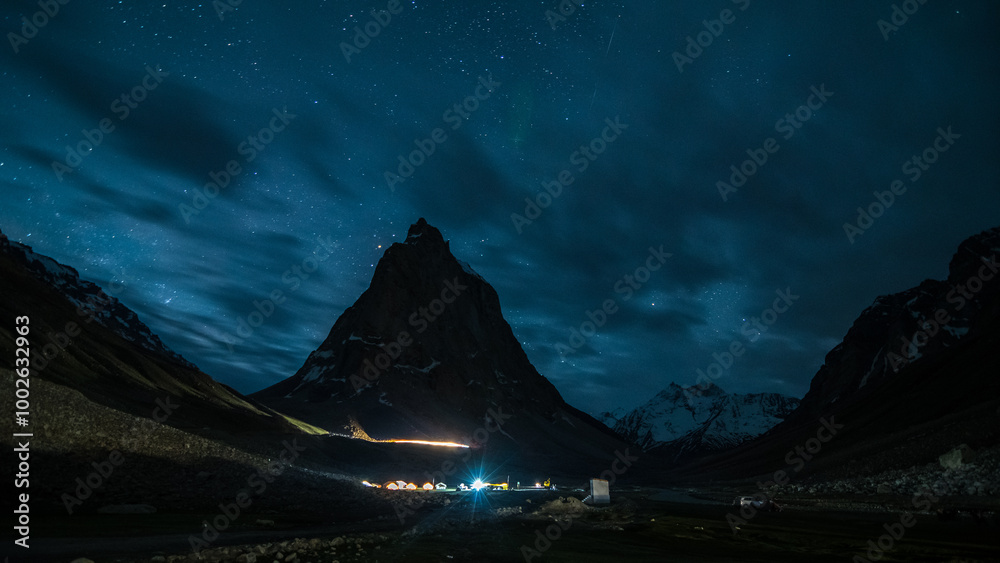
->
[2,0,998,414]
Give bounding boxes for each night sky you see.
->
[2,1,998,414]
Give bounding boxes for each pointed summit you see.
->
[404,217,445,246]
[253,219,624,468]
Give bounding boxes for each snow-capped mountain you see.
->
[603,382,799,459]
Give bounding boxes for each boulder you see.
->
[538,496,590,515]
[939,444,976,469]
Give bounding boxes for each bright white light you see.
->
[472,479,485,490]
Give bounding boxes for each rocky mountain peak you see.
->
[662,380,725,402]
[404,217,446,246]
[948,226,1000,277]
[253,219,624,463]
[796,226,1000,418]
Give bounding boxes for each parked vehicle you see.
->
[733,495,782,512]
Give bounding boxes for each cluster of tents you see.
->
[362,480,447,490]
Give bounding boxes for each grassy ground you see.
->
[15,489,1000,562]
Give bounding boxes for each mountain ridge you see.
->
[0,229,195,371]
[670,226,1000,482]
[0,226,315,436]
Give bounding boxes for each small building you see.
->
[589,478,610,504]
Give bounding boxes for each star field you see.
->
[1,1,998,414]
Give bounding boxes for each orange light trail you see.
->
[389,439,469,448]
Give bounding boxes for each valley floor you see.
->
[15,488,1000,563]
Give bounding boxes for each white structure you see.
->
[590,478,610,504]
